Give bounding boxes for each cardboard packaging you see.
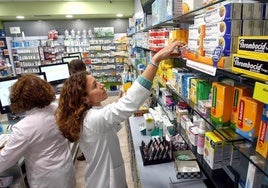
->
[210,82,234,127]
[242,20,264,36]
[203,131,224,169]
[232,53,268,81]
[242,3,266,20]
[203,36,238,57]
[256,119,268,159]
[237,36,268,59]
[205,20,242,37]
[182,0,203,14]
[253,82,268,104]
[256,104,268,159]
[230,86,252,130]
[236,96,264,142]
[204,3,242,23]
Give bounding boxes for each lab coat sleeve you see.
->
[86,78,152,132]
[0,123,29,173]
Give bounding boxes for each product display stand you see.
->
[128,116,207,188]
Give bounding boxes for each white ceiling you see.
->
[0,0,134,21]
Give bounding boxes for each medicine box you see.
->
[242,3,266,20]
[187,37,204,56]
[166,0,183,20]
[230,86,252,130]
[205,20,242,37]
[253,82,268,104]
[203,36,238,56]
[204,3,242,23]
[182,0,203,14]
[210,82,234,127]
[232,53,268,81]
[203,131,224,169]
[194,14,205,26]
[242,20,264,36]
[256,119,268,159]
[236,96,264,142]
[197,100,212,117]
[256,104,268,158]
[237,36,268,59]
[188,24,205,39]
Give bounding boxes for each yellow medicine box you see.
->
[237,36,268,59]
[203,131,224,169]
[253,82,268,104]
[232,53,268,81]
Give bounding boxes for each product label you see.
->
[233,56,268,75]
[258,121,267,149]
[238,39,268,53]
[233,89,239,112]
[211,85,217,115]
[238,100,245,129]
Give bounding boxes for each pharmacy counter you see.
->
[128,116,207,188]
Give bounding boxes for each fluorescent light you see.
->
[16,16,25,19]
[66,15,73,18]
[116,13,123,17]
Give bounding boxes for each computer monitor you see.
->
[39,63,70,86]
[20,72,47,81]
[0,76,18,114]
[62,56,80,64]
[69,52,82,59]
[35,72,47,81]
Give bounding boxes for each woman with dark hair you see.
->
[0,74,75,188]
[56,40,182,188]
[68,59,87,75]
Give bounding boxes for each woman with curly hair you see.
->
[0,74,75,188]
[56,40,181,188]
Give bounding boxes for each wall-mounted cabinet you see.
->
[11,40,41,74]
[40,39,65,65]
[0,37,12,77]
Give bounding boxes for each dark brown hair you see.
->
[68,59,86,75]
[56,71,90,142]
[10,73,55,113]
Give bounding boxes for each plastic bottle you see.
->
[197,119,206,155]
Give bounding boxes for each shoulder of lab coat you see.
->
[84,79,151,133]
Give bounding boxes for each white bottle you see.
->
[197,119,206,155]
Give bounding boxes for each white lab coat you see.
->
[79,79,151,188]
[0,103,76,188]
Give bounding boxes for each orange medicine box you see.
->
[210,82,234,127]
[256,104,268,158]
[256,119,268,159]
[236,96,264,142]
[230,86,252,130]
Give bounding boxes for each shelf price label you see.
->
[186,59,217,76]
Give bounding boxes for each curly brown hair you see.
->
[56,71,90,142]
[10,73,56,113]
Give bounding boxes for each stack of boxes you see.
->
[186,2,243,68]
[232,36,268,81]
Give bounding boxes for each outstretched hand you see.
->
[152,40,186,63]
